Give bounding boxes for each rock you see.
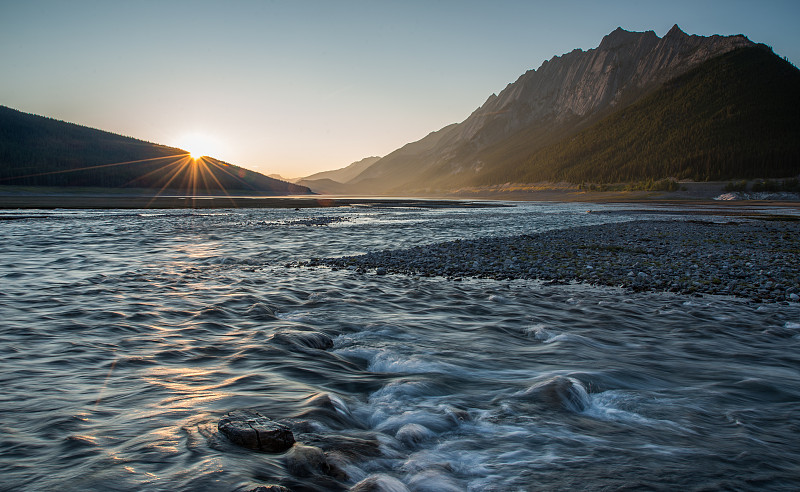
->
[395,423,434,447]
[376,267,387,275]
[521,376,591,413]
[305,392,339,410]
[218,409,295,452]
[297,432,382,464]
[287,393,356,429]
[790,293,800,302]
[248,486,291,492]
[350,474,410,492]
[270,329,334,350]
[285,443,346,480]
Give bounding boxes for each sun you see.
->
[175,133,223,160]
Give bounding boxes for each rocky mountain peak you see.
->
[598,27,658,51]
[665,23,688,39]
[462,26,754,131]
[346,26,767,193]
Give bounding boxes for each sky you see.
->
[2,0,799,178]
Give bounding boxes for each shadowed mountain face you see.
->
[339,25,798,194]
[0,106,312,195]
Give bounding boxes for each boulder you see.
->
[218,409,295,452]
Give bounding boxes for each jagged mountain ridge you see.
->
[0,106,312,195]
[486,45,800,184]
[346,25,758,193]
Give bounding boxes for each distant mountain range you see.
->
[296,156,381,194]
[299,25,800,195]
[0,106,311,195]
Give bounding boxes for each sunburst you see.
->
[175,133,223,161]
[0,145,259,208]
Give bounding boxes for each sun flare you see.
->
[175,133,223,160]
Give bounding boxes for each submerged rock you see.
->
[522,376,591,413]
[270,329,334,350]
[395,423,434,447]
[218,409,295,452]
[300,433,382,461]
[285,443,347,480]
[304,392,340,411]
[350,474,410,492]
[294,392,358,425]
[248,486,291,492]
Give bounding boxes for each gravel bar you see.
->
[300,219,800,303]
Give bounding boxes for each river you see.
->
[1,202,798,491]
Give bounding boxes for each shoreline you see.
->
[1,191,799,211]
[0,194,512,210]
[302,219,800,304]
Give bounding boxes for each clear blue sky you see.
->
[2,0,798,177]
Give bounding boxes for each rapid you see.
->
[1,203,798,491]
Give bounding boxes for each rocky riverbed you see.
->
[301,218,800,303]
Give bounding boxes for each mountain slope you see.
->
[293,178,365,195]
[301,156,381,184]
[486,46,800,184]
[348,123,458,187]
[346,26,782,194]
[0,106,311,195]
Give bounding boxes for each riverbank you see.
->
[0,194,507,210]
[303,218,800,303]
[2,183,799,209]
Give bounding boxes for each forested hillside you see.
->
[0,106,311,194]
[480,46,800,185]
[333,28,799,195]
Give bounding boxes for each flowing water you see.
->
[1,203,799,491]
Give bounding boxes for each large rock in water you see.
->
[218,409,295,452]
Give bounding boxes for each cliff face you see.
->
[350,25,754,192]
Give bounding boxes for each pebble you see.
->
[298,219,800,303]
